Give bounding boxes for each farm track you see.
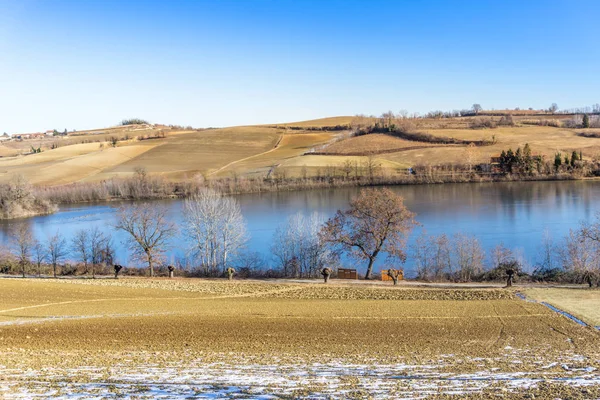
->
[207,133,284,176]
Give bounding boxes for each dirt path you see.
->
[207,134,284,176]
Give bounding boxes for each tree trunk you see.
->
[22,263,25,278]
[53,263,57,278]
[38,262,41,278]
[114,265,122,279]
[507,276,512,287]
[324,274,330,283]
[392,276,398,285]
[92,264,95,279]
[148,253,154,277]
[365,258,375,280]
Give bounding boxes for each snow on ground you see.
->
[2,353,599,399]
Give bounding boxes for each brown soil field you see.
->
[319,133,441,155]
[1,278,599,398]
[102,127,281,179]
[212,131,336,178]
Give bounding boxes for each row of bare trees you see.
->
[271,212,335,278]
[114,188,248,277]
[4,188,248,278]
[6,186,600,283]
[8,225,108,278]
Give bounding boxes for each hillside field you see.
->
[1,278,600,398]
[1,116,600,186]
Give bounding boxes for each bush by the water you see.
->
[0,176,57,219]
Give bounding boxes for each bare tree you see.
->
[412,233,452,281]
[184,189,248,276]
[341,160,354,180]
[490,243,514,270]
[115,203,176,277]
[33,240,46,277]
[386,268,401,285]
[47,230,68,278]
[320,188,417,279]
[464,143,478,171]
[226,266,235,280]
[363,156,381,183]
[549,103,559,114]
[564,216,600,283]
[472,104,482,115]
[10,224,34,278]
[72,229,90,275]
[451,233,485,281]
[536,229,557,271]
[272,212,334,278]
[89,227,110,278]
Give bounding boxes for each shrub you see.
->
[497,115,514,126]
[121,118,149,126]
[469,118,497,129]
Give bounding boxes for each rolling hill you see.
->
[0,115,599,186]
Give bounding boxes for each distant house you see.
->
[45,130,55,136]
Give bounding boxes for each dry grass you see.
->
[213,132,335,177]
[100,127,281,179]
[281,154,409,172]
[269,116,355,128]
[524,287,600,327]
[376,125,600,166]
[319,133,441,155]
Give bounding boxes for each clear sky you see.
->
[1,0,599,133]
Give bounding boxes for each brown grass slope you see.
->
[1,115,600,185]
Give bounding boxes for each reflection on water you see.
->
[0,181,598,276]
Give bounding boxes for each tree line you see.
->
[2,187,600,286]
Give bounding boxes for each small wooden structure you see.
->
[337,268,358,279]
[381,269,404,282]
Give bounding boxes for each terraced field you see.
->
[1,278,599,398]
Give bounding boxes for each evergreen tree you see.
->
[500,150,507,172]
[571,151,579,167]
[554,152,562,172]
[583,114,590,128]
[515,147,523,171]
[506,149,515,173]
[564,154,570,166]
[523,143,533,174]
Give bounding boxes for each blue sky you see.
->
[1,0,599,133]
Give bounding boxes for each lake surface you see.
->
[1,181,598,277]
